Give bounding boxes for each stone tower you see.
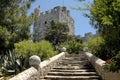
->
[33,6,74,42]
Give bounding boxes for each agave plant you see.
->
[0,50,26,76]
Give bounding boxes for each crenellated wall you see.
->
[85,52,120,80]
[9,52,65,80]
[33,6,74,42]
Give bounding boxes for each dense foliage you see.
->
[60,37,83,54]
[0,0,35,54]
[84,36,112,60]
[84,0,120,71]
[87,0,120,56]
[84,36,104,54]
[0,40,56,77]
[15,40,56,61]
[107,52,120,72]
[0,50,24,77]
[0,0,37,78]
[44,20,69,45]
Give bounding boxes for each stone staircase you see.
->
[44,53,101,80]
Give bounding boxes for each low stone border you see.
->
[9,67,38,80]
[39,52,65,78]
[84,52,120,80]
[9,52,65,80]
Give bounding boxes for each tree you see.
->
[44,20,69,45]
[0,0,35,54]
[87,0,120,53]
[84,0,120,71]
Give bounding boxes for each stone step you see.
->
[58,63,84,66]
[53,64,94,70]
[65,54,80,57]
[43,53,101,80]
[65,54,87,59]
[59,60,89,65]
[60,60,88,63]
[65,54,85,56]
[57,64,93,68]
[63,57,82,59]
[58,63,81,66]
[51,69,96,72]
[61,58,88,61]
[53,66,94,70]
[44,75,100,80]
[47,72,98,76]
[63,57,87,60]
[62,59,83,62]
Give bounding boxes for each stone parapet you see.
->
[84,52,120,80]
[9,52,65,80]
[9,67,38,80]
[39,52,65,78]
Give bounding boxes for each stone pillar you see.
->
[29,55,41,69]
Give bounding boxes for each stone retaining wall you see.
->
[85,52,120,80]
[9,52,65,80]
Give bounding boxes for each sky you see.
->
[29,0,96,37]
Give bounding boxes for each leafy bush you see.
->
[37,40,56,60]
[107,52,120,72]
[85,0,120,72]
[14,40,56,61]
[84,36,118,60]
[0,27,10,54]
[84,36,120,72]
[83,36,114,60]
[60,39,83,54]
[84,36,104,54]
[0,40,56,77]
[68,39,83,54]
[14,40,35,57]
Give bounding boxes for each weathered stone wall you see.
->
[9,67,38,80]
[85,52,120,80]
[33,6,74,41]
[9,52,65,80]
[39,52,65,79]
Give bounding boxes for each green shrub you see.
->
[37,40,56,60]
[14,40,36,57]
[0,27,10,54]
[84,36,104,54]
[0,40,56,77]
[107,52,120,72]
[60,39,83,54]
[84,36,114,60]
[14,40,56,61]
[68,39,83,53]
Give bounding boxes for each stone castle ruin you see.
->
[33,6,74,41]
